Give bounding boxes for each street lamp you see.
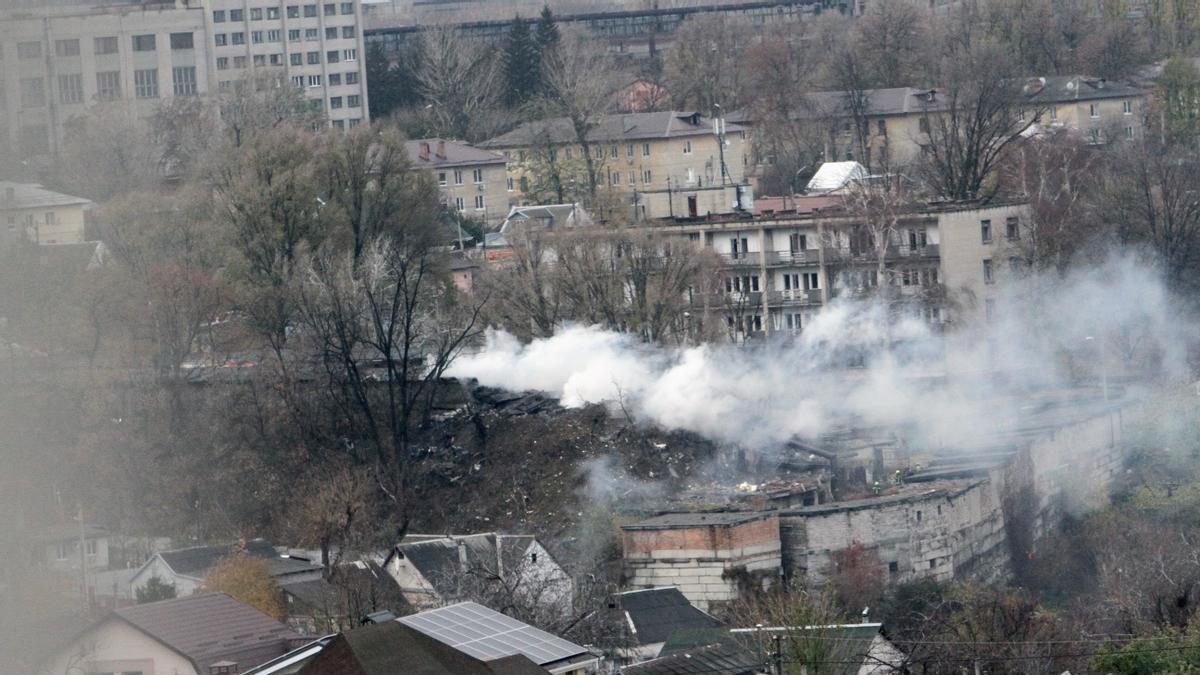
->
[1084,335,1109,401]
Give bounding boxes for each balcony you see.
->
[719,252,761,267]
[767,289,822,306]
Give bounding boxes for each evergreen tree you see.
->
[535,6,561,55]
[135,575,177,604]
[504,16,540,107]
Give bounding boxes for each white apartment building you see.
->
[0,0,369,159]
[204,0,369,129]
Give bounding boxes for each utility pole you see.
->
[772,634,783,675]
[78,503,88,615]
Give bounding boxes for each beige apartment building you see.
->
[480,111,753,221]
[647,197,1029,341]
[405,138,509,226]
[0,0,211,158]
[734,75,1146,183]
[0,0,368,159]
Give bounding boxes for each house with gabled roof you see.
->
[41,592,305,675]
[130,539,323,597]
[383,533,572,620]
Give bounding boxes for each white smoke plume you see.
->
[449,256,1193,451]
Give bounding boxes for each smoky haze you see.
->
[449,255,1192,452]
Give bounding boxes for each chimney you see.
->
[419,141,430,161]
[436,140,446,159]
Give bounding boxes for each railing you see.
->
[767,289,822,305]
[719,252,761,266]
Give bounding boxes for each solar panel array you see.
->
[398,601,587,665]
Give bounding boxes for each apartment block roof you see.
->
[405,139,507,169]
[480,111,744,148]
[1024,75,1143,103]
[622,511,774,530]
[0,182,91,210]
[113,593,302,671]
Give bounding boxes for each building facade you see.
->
[204,0,369,129]
[1,181,92,245]
[646,199,1029,341]
[480,111,753,222]
[0,0,368,159]
[0,0,211,158]
[405,139,509,226]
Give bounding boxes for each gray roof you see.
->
[499,204,592,235]
[114,592,302,671]
[282,561,412,619]
[389,534,540,597]
[480,112,744,148]
[616,587,724,645]
[621,642,762,675]
[622,512,773,530]
[296,621,551,675]
[1024,75,1143,103]
[158,540,321,580]
[0,181,91,209]
[399,601,591,668]
[405,139,507,169]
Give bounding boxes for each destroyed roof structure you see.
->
[804,162,869,195]
[621,641,763,675]
[281,560,412,635]
[295,621,551,675]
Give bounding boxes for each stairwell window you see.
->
[983,258,994,284]
[1123,100,1133,115]
[980,219,992,244]
[1089,103,1100,119]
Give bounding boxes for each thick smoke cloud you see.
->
[449,256,1192,451]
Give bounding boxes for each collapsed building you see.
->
[620,389,1142,609]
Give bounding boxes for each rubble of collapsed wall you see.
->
[769,399,1145,587]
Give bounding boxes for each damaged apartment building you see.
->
[621,391,1144,611]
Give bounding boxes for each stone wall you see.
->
[622,515,781,610]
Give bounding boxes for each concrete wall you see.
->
[780,479,1009,585]
[622,516,781,609]
[779,401,1145,587]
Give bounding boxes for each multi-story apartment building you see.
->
[0,0,368,159]
[648,197,1029,341]
[480,111,753,221]
[405,139,509,226]
[734,76,1146,184]
[204,0,369,129]
[0,0,211,158]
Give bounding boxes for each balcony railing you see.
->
[767,289,822,305]
[719,252,761,266]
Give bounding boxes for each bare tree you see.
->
[537,29,621,201]
[218,70,322,148]
[917,11,1042,201]
[415,27,501,140]
[662,15,750,112]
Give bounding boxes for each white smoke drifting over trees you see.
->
[449,256,1193,451]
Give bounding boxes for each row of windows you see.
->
[215,25,355,45]
[437,168,487,186]
[13,33,193,61]
[11,67,197,107]
[979,217,1020,244]
[509,142,655,164]
[453,195,487,212]
[284,72,359,90]
[217,49,358,69]
[212,3,354,22]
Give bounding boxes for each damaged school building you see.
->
[620,390,1142,610]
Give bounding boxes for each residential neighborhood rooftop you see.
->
[480,111,745,147]
[405,139,507,169]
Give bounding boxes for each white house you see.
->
[383,533,573,619]
[130,540,323,597]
